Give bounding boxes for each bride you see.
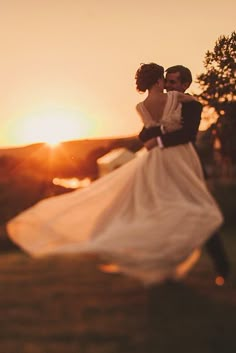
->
[6,63,223,285]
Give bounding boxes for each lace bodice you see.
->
[136,91,183,133]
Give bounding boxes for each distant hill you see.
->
[0,135,141,160]
[0,136,142,180]
[1,132,213,181]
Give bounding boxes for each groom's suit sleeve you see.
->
[139,101,203,147]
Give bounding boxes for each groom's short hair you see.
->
[166,65,192,85]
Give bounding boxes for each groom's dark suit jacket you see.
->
[138,100,202,148]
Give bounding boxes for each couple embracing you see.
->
[137,63,229,285]
[6,63,229,286]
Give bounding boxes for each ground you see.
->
[0,230,235,353]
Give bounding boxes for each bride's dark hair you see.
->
[135,63,164,92]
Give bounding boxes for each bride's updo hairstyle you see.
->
[135,63,164,92]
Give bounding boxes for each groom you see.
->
[138,65,230,285]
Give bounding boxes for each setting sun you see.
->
[18,108,93,146]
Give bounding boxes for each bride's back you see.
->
[143,93,168,123]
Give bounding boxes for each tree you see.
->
[197,32,236,162]
[197,31,236,114]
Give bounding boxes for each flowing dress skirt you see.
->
[7,143,223,285]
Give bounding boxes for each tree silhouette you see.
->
[197,31,236,161]
[197,31,235,114]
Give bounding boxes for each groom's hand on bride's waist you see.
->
[144,138,162,150]
[139,126,164,150]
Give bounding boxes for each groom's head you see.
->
[165,65,192,93]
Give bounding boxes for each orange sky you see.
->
[0,0,235,147]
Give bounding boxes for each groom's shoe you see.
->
[215,261,231,286]
[205,232,230,286]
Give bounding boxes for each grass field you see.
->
[1,227,235,353]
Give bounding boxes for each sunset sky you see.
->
[0,0,235,147]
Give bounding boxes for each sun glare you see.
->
[46,140,60,148]
[19,108,93,145]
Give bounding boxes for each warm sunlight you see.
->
[18,107,93,145]
[52,177,91,189]
[199,106,219,131]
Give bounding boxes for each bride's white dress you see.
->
[7,92,223,285]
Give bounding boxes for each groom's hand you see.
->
[143,138,158,150]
